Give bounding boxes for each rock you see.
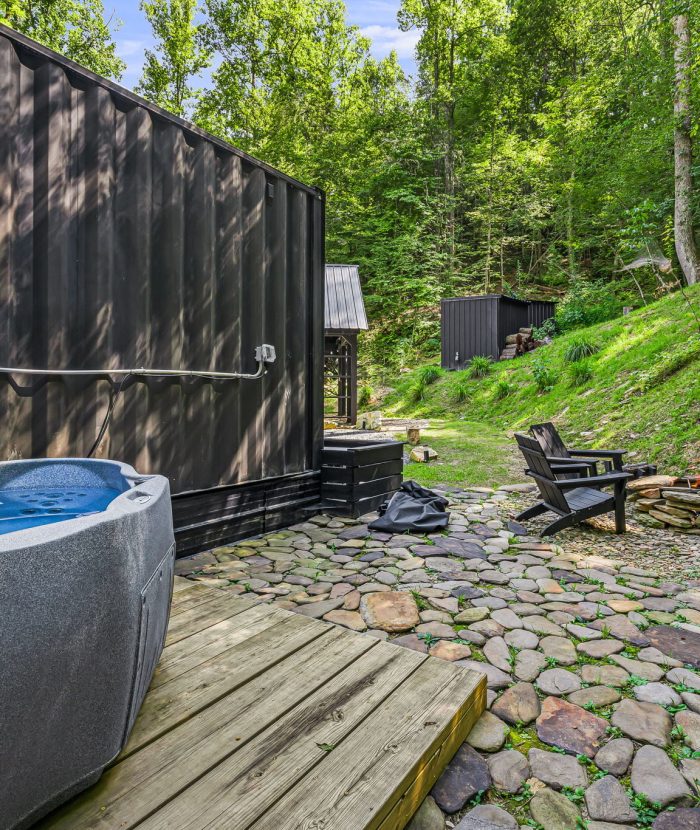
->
[540,636,578,666]
[484,637,512,672]
[322,609,367,631]
[490,608,523,629]
[451,586,486,600]
[638,646,683,668]
[683,692,700,714]
[667,667,700,691]
[653,807,700,829]
[409,445,438,462]
[609,654,665,681]
[680,758,700,792]
[416,622,457,640]
[456,660,512,689]
[536,696,608,757]
[360,592,420,632]
[565,623,602,641]
[567,686,621,708]
[577,640,624,658]
[391,633,429,653]
[487,749,529,793]
[580,664,629,687]
[634,682,682,707]
[294,597,345,618]
[611,699,672,747]
[585,775,638,823]
[469,620,506,638]
[491,682,541,725]
[455,607,491,624]
[431,743,492,813]
[631,745,691,807]
[528,748,587,791]
[676,710,700,751]
[406,795,445,830]
[504,629,539,650]
[454,804,517,830]
[514,649,547,682]
[537,668,582,696]
[529,786,581,830]
[594,738,634,776]
[588,614,649,646]
[466,711,509,752]
[646,625,700,668]
[430,640,472,661]
[607,599,644,613]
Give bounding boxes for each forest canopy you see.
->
[3,0,700,363]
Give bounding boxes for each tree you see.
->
[1,0,125,78]
[672,8,699,285]
[137,0,210,117]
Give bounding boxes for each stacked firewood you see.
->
[500,328,544,360]
[627,475,700,532]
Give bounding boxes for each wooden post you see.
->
[407,427,421,445]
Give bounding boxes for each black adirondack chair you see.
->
[514,433,632,535]
[530,422,627,476]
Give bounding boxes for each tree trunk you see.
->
[673,13,700,285]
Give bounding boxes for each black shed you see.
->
[441,295,555,370]
[324,264,368,425]
[0,25,325,556]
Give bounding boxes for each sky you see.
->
[111,0,418,89]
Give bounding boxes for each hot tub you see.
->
[0,459,175,830]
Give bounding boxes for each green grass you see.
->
[403,419,518,488]
[381,286,700,475]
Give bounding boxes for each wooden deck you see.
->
[40,577,486,830]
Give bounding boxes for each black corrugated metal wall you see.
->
[528,301,557,329]
[0,27,324,553]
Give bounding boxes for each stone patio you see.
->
[177,484,700,830]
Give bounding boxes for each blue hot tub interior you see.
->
[0,460,129,535]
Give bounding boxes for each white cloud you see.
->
[116,38,148,58]
[360,24,419,60]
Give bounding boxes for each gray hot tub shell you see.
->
[0,459,175,830]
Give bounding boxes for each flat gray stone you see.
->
[504,629,539,650]
[577,640,624,658]
[467,711,509,752]
[585,775,638,823]
[490,608,523,629]
[456,660,512,689]
[294,598,344,618]
[683,692,700,714]
[406,795,445,830]
[680,758,700,792]
[540,636,577,666]
[594,738,634,776]
[454,805,517,830]
[431,743,491,813]
[646,625,700,668]
[486,749,529,793]
[514,649,547,682]
[491,682,541,725]
[634,682,682,707]
[611,699,672,747]
[483,636,512,672]
[528,747,587,790]
[529,787,581,830]
[537,668,582,696]
[609,654,665,681]
[667,667,700,691]
[588,614,649,645]
[580,664,629,687]
[536,696,608,757]
[652,807,700,829]
[567,686,621,708]
[638,646,683,668]
[676,710,700,751]
[631,744,691,807]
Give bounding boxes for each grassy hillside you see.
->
[378,286,700,484]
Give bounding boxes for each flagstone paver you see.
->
[179,483,700,829]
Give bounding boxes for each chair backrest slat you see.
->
[530,422,569,460]
[515,432,570,514]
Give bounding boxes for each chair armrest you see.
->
[549,463,594,473]
[569,449,627,458]
[555,472,633,490]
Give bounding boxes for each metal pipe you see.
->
[0,344,277,382]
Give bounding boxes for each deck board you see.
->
[40,577,486,830]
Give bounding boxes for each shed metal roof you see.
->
[324,264,368,332]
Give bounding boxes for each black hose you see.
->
[87,372,132,458]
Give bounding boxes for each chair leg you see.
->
[517,502,548,521]
[541,514,576,536]
[614,484,626,534]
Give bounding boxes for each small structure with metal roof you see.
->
[324,265,368,424]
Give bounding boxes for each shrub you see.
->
[469,355,492,379]
[568,359,593,387]
[556,279,623,331]
[564,337,599,362]
[533,318,558,340]
[494,375,513,400]
[417,364,442,385]
[408,377,427,403]
[532,357,558,392]
[358,384,373,408]
[452,374,471,403]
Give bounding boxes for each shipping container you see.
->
[0,25,325,555]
